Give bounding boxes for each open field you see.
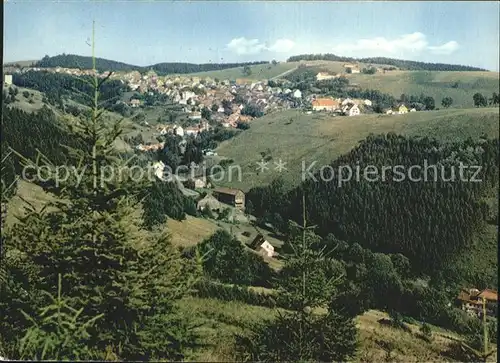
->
[177,296,479,362]
[185,62,299,81]
[186,60,399,81]
[349,70,500,108]
[167,215,220,247]
[214,107,500,191]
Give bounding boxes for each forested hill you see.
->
[287,53,488,71]
[34,54,268,75]
[246,133,499,281]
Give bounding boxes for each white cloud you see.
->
[226,37,295,55]
[331,32,459,57]
[267,39,295,53]
[428,41,460,55]
[227,37,266,55]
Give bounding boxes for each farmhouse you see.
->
[188,111,202,120]
[184,126,200,136]
[343,104,361,116]
[316,72,336,81]
[193,177,210,189]
[250,234,275,258]
[130,99,141,107]
[312,98,340,112]
[398,104,409,114]
[344,63,360,73]
[456,288,498,318]
[4,74,12,86]
[197,194,223,212]
[212,187,245,210]
[173,125,184,137]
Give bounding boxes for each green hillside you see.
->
[189,61,498,108]
[349,70,499,108]
[28,54,268,75]
[178,297,473,362]
[214,107,500,191]
[186,62,299,81]
[287,54,488,71]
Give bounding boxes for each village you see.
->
[4,61,418,145]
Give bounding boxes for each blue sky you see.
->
[4,1,500,70]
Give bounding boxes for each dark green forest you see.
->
[247,134,499,283]
[1,102,88,188]
[34,54,268,75]
[287,53,488,71]
[12,71,129,112]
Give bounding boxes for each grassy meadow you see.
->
[349,70,500,108]
[214,107,500,191]
[177,296,482,362]
[186,61,298,81]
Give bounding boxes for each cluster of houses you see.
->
[456,287,498,318]
[135,142,165,152]
[309,96,418,116]
[156,120,211,137]
[385,104,416,115]
[135,120,211,152]
[310,97,369,116]
[194,186,275,257]
[120,69,304,128]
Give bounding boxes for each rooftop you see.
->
[213,187,243,196]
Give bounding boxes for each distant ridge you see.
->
[31,54,268,75]
[287,54,488,72]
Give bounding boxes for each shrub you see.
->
[419,322,433,342]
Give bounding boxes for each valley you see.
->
[2,2,499,360]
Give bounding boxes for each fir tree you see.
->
[18,274,104,360]
[235,195,358,361]
[1,21,200,360]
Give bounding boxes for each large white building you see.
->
[315,72,336,81]
[4,74,12,86]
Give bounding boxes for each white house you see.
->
[316,72,336,81]
[193,177,209,189]
[152,161,166,181]
[398,104,409,114]
[386,110,394,115]
[346,104,361,116]
[184,126,200,136]
[293,89,302,98]
[260,240,275,258]
[173,125,184,137]
[410,108,417,112]
[251,234,275,257]
[363,99,373,106]
[4,74,13,86]
[181,91,196,103]
[188,111,202,120]
[217,106,225,113]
